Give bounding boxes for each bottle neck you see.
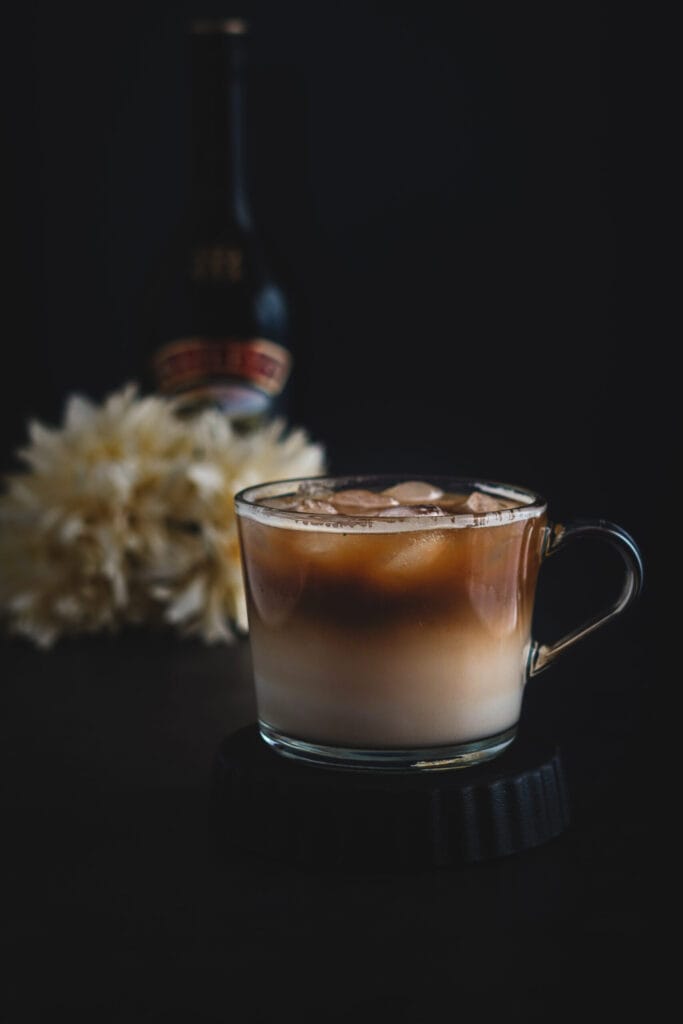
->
[190,25,251,227]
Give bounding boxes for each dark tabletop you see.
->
[1,599,659,1023]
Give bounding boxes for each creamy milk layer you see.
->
[237,480,547,750]
[251,622,528,747]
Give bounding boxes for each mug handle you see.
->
[528,518,644,677]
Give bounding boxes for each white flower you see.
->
[0,384,326,647]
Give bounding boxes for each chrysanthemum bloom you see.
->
[0,384,325,647]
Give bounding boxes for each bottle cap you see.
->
[210,725,570,868]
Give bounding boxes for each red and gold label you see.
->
[153,336,291,402]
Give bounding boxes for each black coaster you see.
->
[209,725,570,868]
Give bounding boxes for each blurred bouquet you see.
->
[0,385,325,647]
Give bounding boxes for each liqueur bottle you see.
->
[142,18,292,429]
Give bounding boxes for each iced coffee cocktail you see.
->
[235,475,643,770]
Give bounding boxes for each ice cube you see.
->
[377,532,449,579]
[381,480,444,502]
[463,490,520,513]
[293,498,339,514]
[296,482,335,500]
[331,489,399,515]
[263,494,302,510]
[435,492,471,511]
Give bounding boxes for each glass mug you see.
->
[235,475,643,771]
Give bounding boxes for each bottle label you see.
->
[191,245,244,283]
[153,337,291,412]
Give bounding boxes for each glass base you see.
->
[258,721,518,772]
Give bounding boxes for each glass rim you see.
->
[234,474,548,531]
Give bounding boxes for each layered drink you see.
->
[235,476,548,769]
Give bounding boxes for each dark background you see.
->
[1,2,670,1018]
[3,0,663,490]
